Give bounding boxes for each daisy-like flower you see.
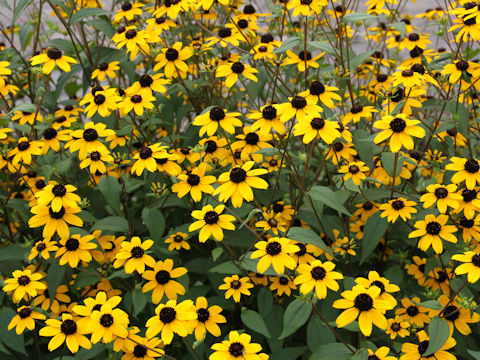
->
[28,238,58,260]
[193,106,242,136]
[8,137,42,166]
[400,330,455,360]
[441,59,480,84]
[218,275,254,303]
[409,214,458,254]
[286,0,327,16]
[255,210,287,235]
[30,48,77,74]
[33,285,70,314]
[248,104,285,134]
[171,164,216,202]
[405,256,427,285]
[131,144,167,176]
[386,316,410,340]
[326,141,357,165]
[420,184,462,213]
[355,271,399,309]
[294,115,341,144]
[55,234,97,268]
[113,1,144,22]
[301,81,341,109]
[88,302,129,344]
[250,237,299,274]
[373,113,425,152]
[40,127,71,154]
[395,297,430,327]
[66,121,115,160]
[80,88,124,118]
[333,284,391,336]
[281,50,325,72]
[127,73,170,96]
[28,204,83,240]
[452,251,480,283]
[79,147,114,174]
[145,299,196,344]
[333,236,356,256]
[192,296,226,341]
[11,110,43,125]
[367,347,397,360]
[122,334,164,360]
[115,27,150,60]
[214,161,268,208]
[35,183,80,212]
[231,127,272,162]
[142,259,187,303]
[277,94,322,123]
[392,68,424,88]
[430,294,480,335]
[210,331,263,360]
[73,291,122,318]
[425,267,453,296]
[91,61,120,81]
[216,61,258,88]
[8,306,46,334]
[121,92,156,116]
[343,104,378,124]
[353,201,379,222]
[188,204,236,243]
[294,260,343,299]
[446,157,480,190]
[207,27,243,48]
[379,197,417,222]
[399,33,431,50]
[154,42,193,78]
[269,276,296,296]
[114,237,156,274]
[3,269,46,303]
[39,313,91,353]
[339,161,369,186]
[165,232,190,251]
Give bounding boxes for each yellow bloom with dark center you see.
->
[218,274,254,303]
[171,164,216,202]
[33,285,70,313]
[127,73,170,96]
[155,152,182,176]
[115,27,150,60]
[251,237,299,274]
[353,201,379,222]
[373,114,425,152]
[425,267,453,296]
[420,184,462,213]
[113,1,144,22]
[255,210,287,235]
[81,88,123,118]
[79,147,114,174]
[262,155,285,172]
[247,104,285,134]
[207,27,243,48]
[3,269,46,303]
[269,276,296,296]
[343,104,378,124]
[409,214,458,254]
[392,68,424,88]
[188,204,236,242]
[91,61,120,81]
[339,161,369,186]
[154,42,193,78]
[28,204,83,240]
[216,61,258,88]
[66,121,115,159]
[73,291,122,318]
[405,256,427,285]
[123,334,164,360]
[215,161,268,208]
[55,234,97,268]
[400,330,455,360]
[301,81,342,109]
[8,306,46,334]
[277,94,322,123]
[386,316,410,340]
[121,92,156,116]
[333,236,356,256]
[35,182,81,212]
[8,137,42,166]
[379,197,417,222]
[441,59,480,83]
[193,107,242,136]
[114,237,156,274]
[30,47,77,74]
[399,32,431,50]
[395,297,430,327]
[251,43,277,61]
[165,232,190,251]
[29,238,58,260]
[11,110,43,125]
[429,294,480,335]
[281,50,325,72]
[355,271,399,309]
[193,296,226,341]
[39,313,91,353]
[145,299,197,344]
[294,115,341,144]
[326,141,357,165]
[294,259,343,299]
[142,259,187,303]
[367,347,397,360]
[286,0,327,16]
[231,127,272,162]
[210,330,263,360]
[446,157,480,190]
[88,303,129,344]
[40,127,71,154]
[452,251,480,283]
[131,143,168,176]
[333,284,391,336]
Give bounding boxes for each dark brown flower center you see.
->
[265,241,282,255]
[229,342,245,357]
[230,168,247,183]
[139,147,153,159]
[49,206,65,219]
[165,48,179,61]
[354,293,373,311]
[245,132,259,145]
[17,275,30,286]
[60,319,77,335]
[390,117,407,132]
[465,158,480,173]
[44,128,57,140]
[65,238,80,251]
[311,266,326,280]
[47,48,62,60]
[291,95,307,109]
[204,211,219,224]
[426,221,441,235]
[155,270,171,284]
[133,345,148,358]
[262,105,277,120]
[209,107,225,121]
[98,63,108,71]
[100,314,114,327]
[159,307,176,323]
[131,246,144,258]
[434,187,448,199]
[19,307,32,319]
[197,308,210,322]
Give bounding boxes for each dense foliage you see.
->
[1,0,480,359]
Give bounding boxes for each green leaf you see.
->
[309,41,337,56]
[308,186,352,216]
[351,349,368,360]
[241,309,271,338]
[13,0,33,22]
[142,208,166,242]
[360,212,389,264]
[47,262,66,300]
[309,343,353,360]
[288,227,333,257]
[381,152,402,177]
[89,19,116,37]
[279,299,312,339]
[209,261,238,274]
[69,8,111,23]
[75,271,100,288]
[257,287,273,316]
[415,300,443,310]
[390,22,406,37]
[275,37,301,53]
[271,347,308,360]
[8,103,36,115]
[468,350,480,360]
[97,176,122,211]
[446,100,469,135]
[350,50,375,70]
[239,208,262,229]
[0,244,26,263]
[211,247,223,262]
[92,216,129,233]
[131,289,147,316]
[424,317,450,357]
[341,13,377,23]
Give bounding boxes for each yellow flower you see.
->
[338,161,369,186]
[420,184,462,213]
[281,50,325,72]
[28,204,83,240]
[379,198,417,223]
[293,115,341,144]
[121,92,156,116]
[88,303,129,344]
[218,275,254,303]
[446,157,480,190]
[8,306,46,334]
[142,259,187,303]
[66,121,115,159]
[164,232,190,251]
[386,316,410,340]
[251,237,299,274]
[373,113,425,153]
[294,260,343,299]
[30,48,77,74]
[171,164,216,202]
[3,269,46,303]
[193,107,242,137]
[154,42,193,78]
[8,137,42,166]
[35,182,80,212]
[188,204,236,242]
[193,296,226,341]
[91,61,120,81]
[209,331,263,360]
[409,214,458,254]
[55,234,97,268]
[452,251,480,283]
[39,313,91,353]
[216,61,258,88]
[114,237,156,274]
[395,297,430,327]
[400,330,455,360]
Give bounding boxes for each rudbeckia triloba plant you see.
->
[3,0,480,359]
